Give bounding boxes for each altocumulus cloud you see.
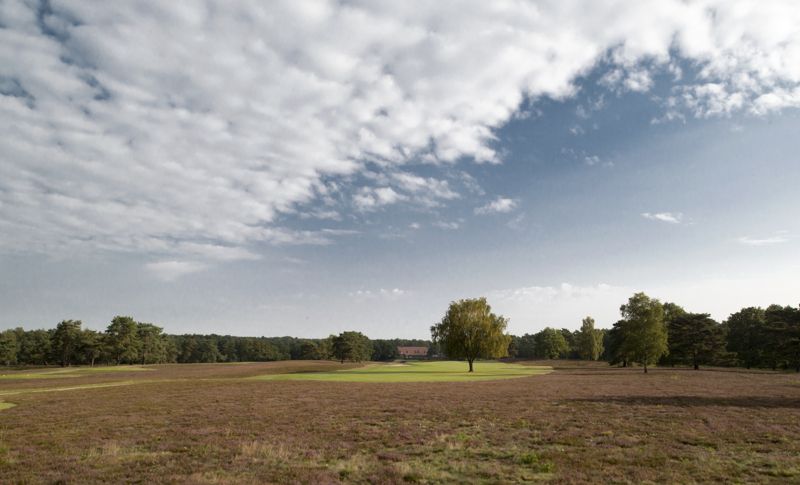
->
[475,197,518,215]
[2,0,800,269]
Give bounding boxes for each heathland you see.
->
[1,360,799,483]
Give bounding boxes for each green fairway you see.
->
[251,360,552,382]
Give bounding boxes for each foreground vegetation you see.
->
[0,360,798,483]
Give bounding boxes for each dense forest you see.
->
[1,295,798,371]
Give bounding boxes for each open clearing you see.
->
[252,360,552,382]
[1,360,799,483]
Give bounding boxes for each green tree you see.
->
[105,316,141,364]
[190,337,222,363]
[534,327,568,359]
[725,307,766,369]
[331,331,372,363]
[316,337,333,360]
[79,329,104,367]
[604,320,628,366]
[0,329,20,366]
[667,313,724,370]
[177,336,199,363]
[577,316,604,360]
[618,292,668,373]
[137,323,168,364]
[515,333,537,359]
[249,339,281,361]
[506,335,520,358]
[18,329,51,365]
[219,337,238,362]
[51,320,83,367]
[660,302,687,366]
[371,340,399,361]
[662,302,687,326]
[764,305,800,372]
[431,298,510,372]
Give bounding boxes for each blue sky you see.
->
[1,1,799,338]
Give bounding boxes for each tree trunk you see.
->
[468,359,474,372]
[643,363,648,373]
[694,362,699,370]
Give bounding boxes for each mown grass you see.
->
[0,360,798,483]
[251,360,552,382]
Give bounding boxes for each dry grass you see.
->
[0,360,798,483]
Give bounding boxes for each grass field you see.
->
[252,360,552,382]
[1,360,799,483]
[0,365,152,380]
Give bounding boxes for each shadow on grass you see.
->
[574,395,800,409]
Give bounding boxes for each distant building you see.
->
[397,346,428,359]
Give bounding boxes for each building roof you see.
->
[397,346,428,355]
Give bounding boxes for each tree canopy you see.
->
[577,316,604,361]
[667,313,723,370]
[431,297,510,372]
[331,331,372,363]
[533,327,569,359]
[618,292,668,373]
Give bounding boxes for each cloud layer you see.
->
[2,0,800,265]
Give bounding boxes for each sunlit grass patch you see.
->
[0,402,15,411]
[0,380,141,397]
[0,365,153,380]
[250,360,552,382]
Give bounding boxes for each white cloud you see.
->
[737,235,790,246]
[176,242,261,262]
[145,260,207,282]
[433,220,461,230]
[390,172,459,207]
[353,186,405,211]
[587,155,614,168]
[475,197,518,215]
[348,288,407,300]
[300,209,341,220]
[641,212,683,224]
[602,67,653,93]
[3,0,800,263]
[458,171,485,196]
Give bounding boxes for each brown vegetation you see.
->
[1,360,799,483]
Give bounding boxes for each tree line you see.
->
[0,317,429,367]
[507,316,605,361]
[506,293,799,373]
[2,292,797,372]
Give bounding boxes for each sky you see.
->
[1,0,799,338]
